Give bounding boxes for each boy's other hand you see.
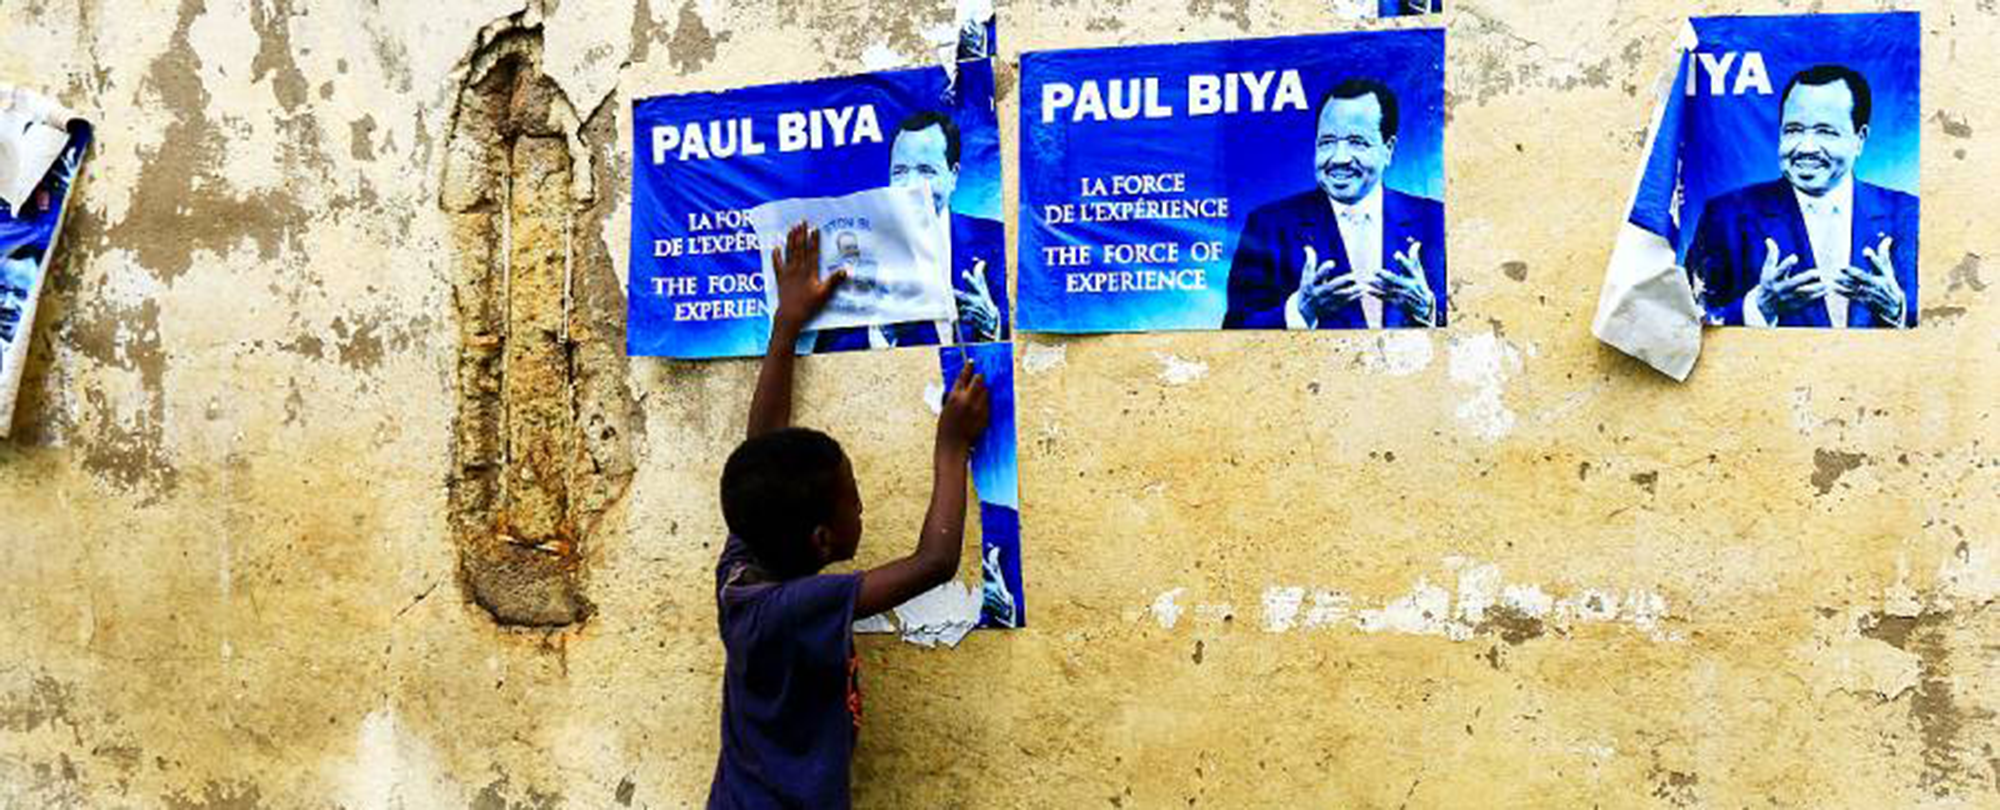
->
[937,362,989,449]
[770,221,847,331]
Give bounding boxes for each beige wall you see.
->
[2,1,1994,807]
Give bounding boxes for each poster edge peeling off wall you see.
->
[0,107,92,438]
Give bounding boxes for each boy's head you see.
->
[720,427,863,578]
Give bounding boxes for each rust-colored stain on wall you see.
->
[0,1,1993,808]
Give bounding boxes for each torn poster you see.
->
[629,61,1006,359]
[747,184,955,333]
[0,86,89,437]
[940,340,1022,629]
[1595,12,1921,378]
[1018,29,1447,333]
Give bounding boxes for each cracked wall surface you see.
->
[0,0,1995,807]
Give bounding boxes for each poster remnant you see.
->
[0,86,89,436]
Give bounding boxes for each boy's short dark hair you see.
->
[721,427,846,578]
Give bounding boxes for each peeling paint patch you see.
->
[1358,332,1435,376]
[1145,559,1680,643]
[1947,253,1987,293]
[1810,448,1868,496]
[1021,342,1067,374]
[1151,587,1186,629]
[1153,352,1209,386]
[1447,333,1521,441]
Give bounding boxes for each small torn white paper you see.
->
[1591,23,1703,382]
[892,580,982,648]
[852,581,982,648]
[748,183,955,333]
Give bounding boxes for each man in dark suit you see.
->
[814,111,1009,352]
[1685,64,1917,328]
[1223,78,1446,330]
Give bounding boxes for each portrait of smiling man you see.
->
[1222,77,1447,330]
[813,110,1009,352]
[1685,64,1919,328]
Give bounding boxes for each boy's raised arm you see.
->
[747,222,846,439]
[856,363,989,618]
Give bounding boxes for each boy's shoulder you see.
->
[716,536,862,635]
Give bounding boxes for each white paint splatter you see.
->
[1262,586,1305,632]
[1021,342,1068,374]
[1447,333,1521,441]
[1151,587,1186,629]
[1138,560,1681,643]
[1358,332,1436,376]
[1303,589,1352,629]
[1153,352,1210,386]
[1357,577,1453,636]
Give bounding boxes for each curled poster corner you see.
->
[0,84,80,213]
[1591,23,1703,382]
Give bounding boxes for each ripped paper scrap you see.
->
[748,183,955,333]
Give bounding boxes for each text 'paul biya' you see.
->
[1039,70,1310,124]
[650,105,883,164]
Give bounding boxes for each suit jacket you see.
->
[813,212,1009,353]
[1222,187,1448,330]
[1685,178,1919,328]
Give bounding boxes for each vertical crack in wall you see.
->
[440,18,637,629]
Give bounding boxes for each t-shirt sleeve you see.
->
[765,573,863,662]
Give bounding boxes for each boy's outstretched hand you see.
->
[937,362,990,449]
[770,221,847,332]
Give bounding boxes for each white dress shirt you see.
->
[1287,184,1384,329]
[1748,176,1852,328]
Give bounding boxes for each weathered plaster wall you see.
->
[1,0,1993,807]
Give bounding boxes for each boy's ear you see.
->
[808,524,837,563]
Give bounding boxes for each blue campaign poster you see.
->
[629,61,1006,358]
[1666,13,1921,328]
[938,341,1023,629]
[1018,29,1446,333]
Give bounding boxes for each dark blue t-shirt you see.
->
[709,536,864,809]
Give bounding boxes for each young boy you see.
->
[709,222,990,808]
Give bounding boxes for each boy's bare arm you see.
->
[856,363,989,618]
[747,223,845,439]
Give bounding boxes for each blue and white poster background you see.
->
[938,341,1023,629]
[1672,13,1919,257]
[1018,30,1444,332]
[629,62,1002,358]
